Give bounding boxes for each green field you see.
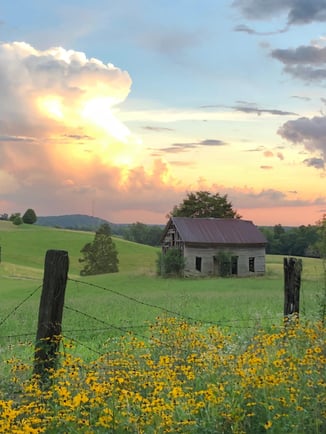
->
[0,222,325,433]
[0,221,324,356]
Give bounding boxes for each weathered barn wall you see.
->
[183,245,265,277]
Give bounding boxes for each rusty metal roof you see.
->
[170,217,267,245]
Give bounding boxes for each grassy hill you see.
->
[0,221,157,278]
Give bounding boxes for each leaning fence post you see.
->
[283,257,302,323]
[34,250,69,383]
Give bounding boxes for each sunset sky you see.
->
[1,0,326,226]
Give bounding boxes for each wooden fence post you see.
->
[284,257,302,322]
[34,250,69,383]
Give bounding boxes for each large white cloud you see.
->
[0,41,132,136]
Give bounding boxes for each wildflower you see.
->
[264,420,273,430]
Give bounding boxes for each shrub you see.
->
[157,248,185,277]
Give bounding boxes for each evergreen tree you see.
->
[22,208,37,224]
[79,223,119,275]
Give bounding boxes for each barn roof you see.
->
[167,217,267,245]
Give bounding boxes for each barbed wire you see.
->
[0,284,42,328]
[0,276,303,345]
[68,277,281,327]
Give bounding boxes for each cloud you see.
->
[159,139,228,154]
[303,157,325,169]
[260,165,273,170]
[272,45,326,64]
[291,95,311,101]
[278,115,326,168]
[0,41,190,222]
[271,45,326,83]
[0,41,132,137]
[201,103,297,116]
[233,0,326,25]
[263,151,274,157]
[142,126,175,132]
[234,23,288,35]
[232,105,298,116]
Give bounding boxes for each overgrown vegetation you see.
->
[216,250,232,277]
[157,248,185,277]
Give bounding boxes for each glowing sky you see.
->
[1,0,326,225]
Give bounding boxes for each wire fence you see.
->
[0,271,313,359]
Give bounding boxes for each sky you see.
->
[0,0,326,226]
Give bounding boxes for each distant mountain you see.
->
[36,214,127,235]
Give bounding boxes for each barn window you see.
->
[195,256,202,272]
[249,257,255,272]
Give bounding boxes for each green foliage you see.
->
[170,191,240,219]
[12,215,23,226]
[9,212,21,222]
[216,251,232,277]
[157,248,185,277]
[261,224,320,257]
[316,215,326,323]
[124,222,163,246]
[22,208,37,224]
[79,223,119,276]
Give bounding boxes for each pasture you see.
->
[0,222,325,433]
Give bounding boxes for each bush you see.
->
[157,248,185,277]
[12,215,23,225]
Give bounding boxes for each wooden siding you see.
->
[183,245,265,277]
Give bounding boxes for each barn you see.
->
[161,217,267,277]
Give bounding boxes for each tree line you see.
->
[0,209,37,225]
[260,224,323,258]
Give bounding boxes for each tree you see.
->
[79,223,119,276]
[169,191,241,219]
[13,215,23,225]
[9,212,21,222]
[124,222,163,246]
[22,208,37,224]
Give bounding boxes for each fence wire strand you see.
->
[0,284,42,328]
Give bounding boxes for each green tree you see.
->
[79,223,119,276]
[9,212,21,222]
[124,222,163,246]
[22,208,37,224]
[13,215,23,225]
[169,191,241,219]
